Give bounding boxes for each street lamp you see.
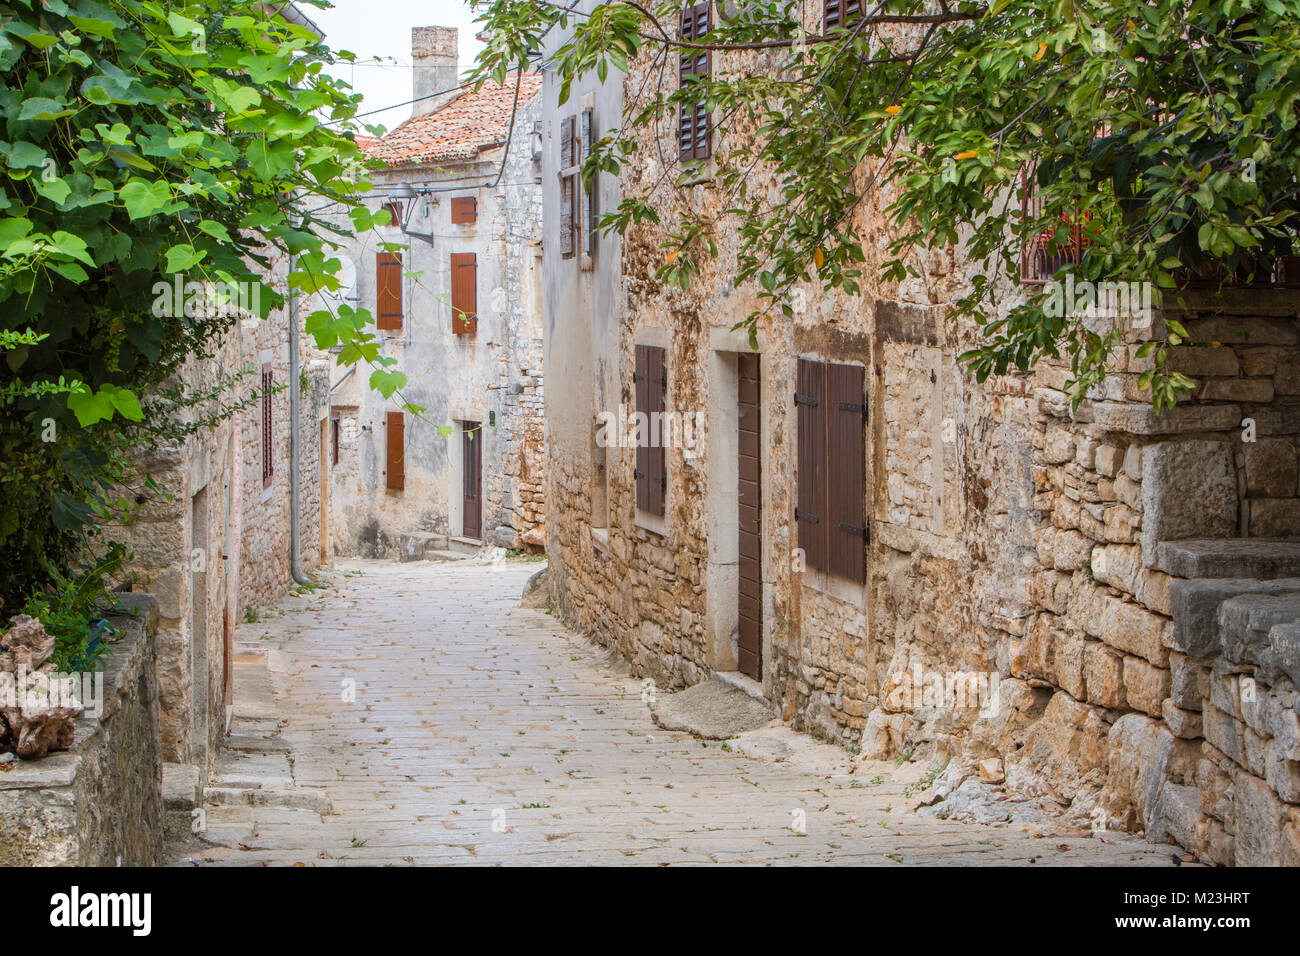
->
[386,182,435,246]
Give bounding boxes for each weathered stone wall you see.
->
[320,93,545,556]
[0,594,163,866]
[541,10,1300,863]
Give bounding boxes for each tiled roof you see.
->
[363,73,542,168]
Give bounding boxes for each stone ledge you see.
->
[0,595,162,866]
[1155,538,1300,580]
[1167,577,1300,658]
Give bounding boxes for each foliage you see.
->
[21,541,128,672]
[0,0,377,610]
[472,0,1300,410]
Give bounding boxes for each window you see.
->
[450,196,477,224]
[260,362,274,489]
[581,107,598,256]
[678,2,712,160]
[558,115,580,258]
[822,0,862,32]
[450,252,478,334]
[330,410,340,466]
[376,252,403,330]
[385,411,404,491]
[634,344,667,517]
[1019,164,1086,284]
[382,200,403,227]
[795,358,866,583]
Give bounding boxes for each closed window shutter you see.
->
[450,252,477,334]
[559,175,575,259]
[261,363,274,489]
[678,3,712,160]
[823,0,862,32]
[560,115,576,169]
[376,252,402,330]
[385,411,404,490]
[634,344,667,516]
[826,362,866,582]
[581,107,597,255]
[450,196,477,224]
[796,358,827,571]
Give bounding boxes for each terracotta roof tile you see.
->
[364,74,542,168]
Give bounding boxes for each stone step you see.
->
[1167,577,1300,658]
[395,531,449,563]
[1218,593,1300,683]
[203,786,332,814]
[163,762,201,811]
[1155,538,1300,580]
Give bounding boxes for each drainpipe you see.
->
[288,250,313,587]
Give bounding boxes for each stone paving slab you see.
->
[176,559,1179,867]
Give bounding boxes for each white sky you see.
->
[307,0,488,134]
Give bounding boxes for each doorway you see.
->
[462,421,482,540]
[736,354,762,680]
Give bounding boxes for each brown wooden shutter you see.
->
[376,252,402,331]
[796,358,826,571]
[678,3,712,160]
[382,201,402,227]
[634,344,667,517]
[560,115,576,169]
[826,362,866,583]
[823,0,862,32]
[261,362,274,489]
[450,252,477,334]
[385,411,404,490]
[450,196,477,224]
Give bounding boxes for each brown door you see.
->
[737,354,762,680]
[462,422,482,540]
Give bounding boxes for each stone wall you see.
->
[320,93,545,556]
[540,7,1300,863]
[0,594,163,866]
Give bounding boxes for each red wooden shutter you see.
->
[678,2,712,160]
[382,201,403,227]
[261,362,274,489]
[826,362,866,583]
[385,411,404,490]
[376,252,402,331]
[450,196,477,224]
[634,344,667,517]
[796,358,826,571]
[823,0,863,32]
[450,252,478,334]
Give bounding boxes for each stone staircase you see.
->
[392,530,479,563]
[1154,537,1300,865]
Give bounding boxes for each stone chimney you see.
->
[411,26,459,118]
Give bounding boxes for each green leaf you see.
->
[163,244,205,272]
[119,179,170,219]
[19,97,76,121]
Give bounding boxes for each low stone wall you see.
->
[0,594,163,866]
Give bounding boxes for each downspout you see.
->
[288,250,312,587]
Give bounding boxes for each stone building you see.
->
[101,3,330,783]
[540,1,1300,864]
[315,26,545,556]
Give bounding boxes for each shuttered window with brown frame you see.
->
[796,358,866,582]
[450,252,478,334]
[376,252,403,331]
[678,3,712,160]
[382,201,403,227]
[450,196,477,224]
[384,411,405,490]
[822,0,862,32]
[261,362,274,489]
[634,344,667,517]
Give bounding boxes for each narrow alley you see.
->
[175,559,1180,867]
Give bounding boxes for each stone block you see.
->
[1140,441,1238,566]
[1092,401,1242,435]
[1096,444,1123,478]
[1243,439,1298,497]
[1096,595,1171,666]
[1232,772,1285,866]
[1198,378,1274,404]
[1084,641,1126,709]
[1101,714,1176,835]
[1162,700,1203,739]
[1123,656,1170,717]
[1249,499,1300,537]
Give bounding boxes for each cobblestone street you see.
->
[179,559,1180,866]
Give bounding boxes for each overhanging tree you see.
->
[473,0,1300,409]
[0,0,399,611]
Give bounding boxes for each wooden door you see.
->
[463,422,482,540]
[737,354,762,680]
